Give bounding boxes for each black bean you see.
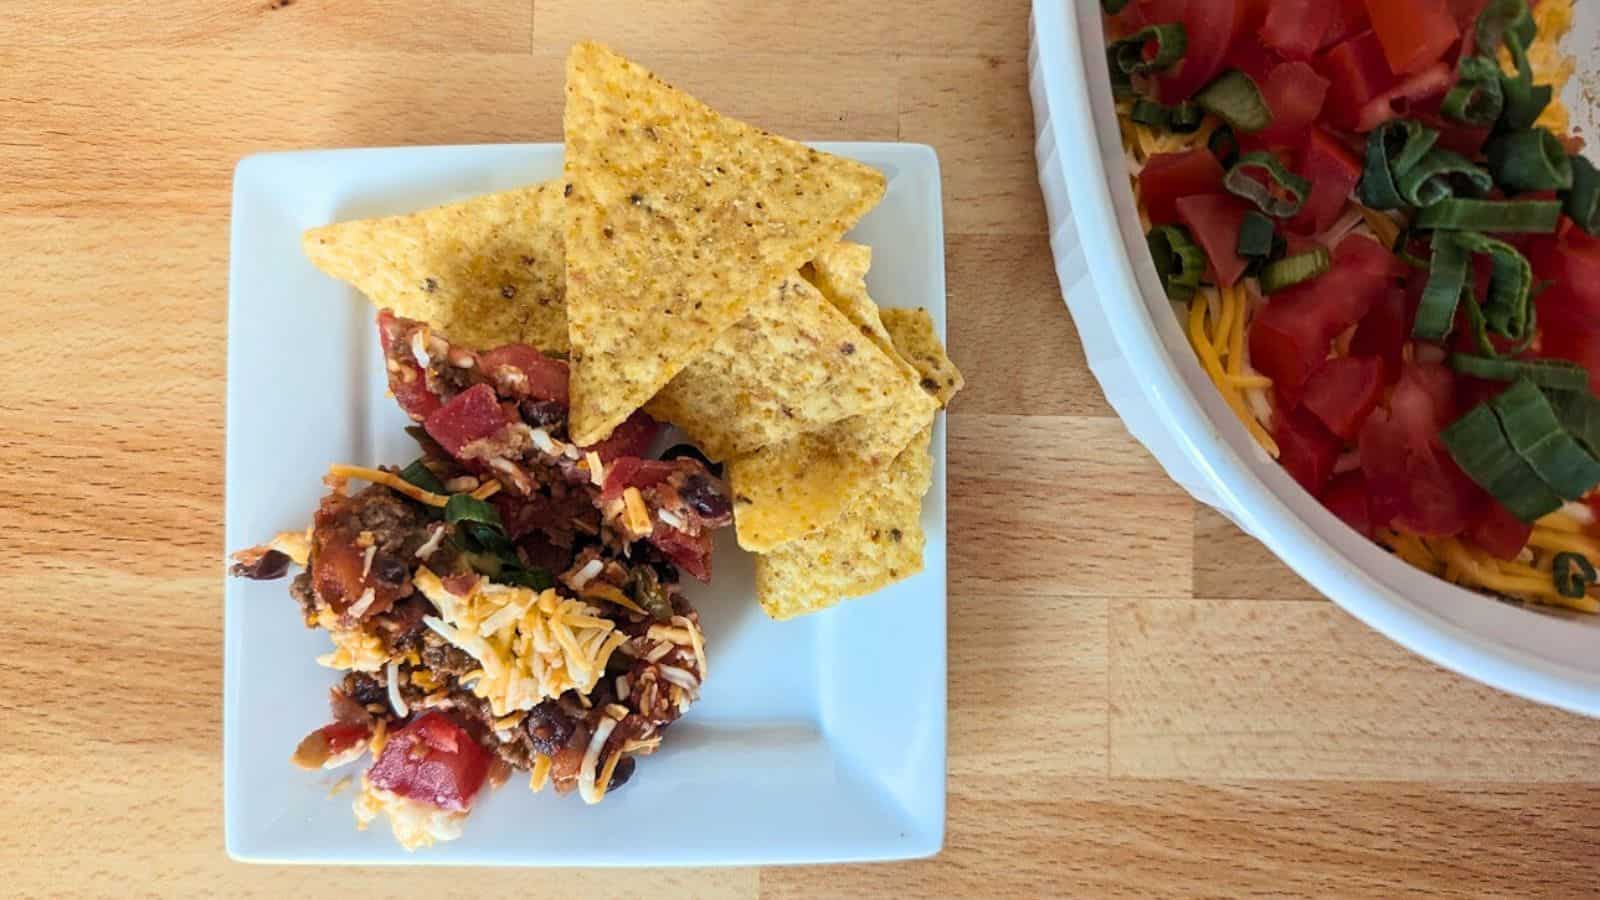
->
[679,473,731,520]
[606,755,636,791]
[523,699,576,757]
[230,549,290,580]
[371,553,409,585]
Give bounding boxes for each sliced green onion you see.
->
[1413,198,1561,233]
[1476,0,1536,53]
[1358,120,1439,211]
[1147,225,1206,301]
[1460,231,1535,342]
[1395,148,1493,208]
[1562,155,1600,236]
[1548,388,1600,458]
[1259,247,1331,294]
[1195,70,1270,134]
[399,459,447,496]
[1415,231,1470,342]
[1237,211,1276,258]
[1441,403,1565,522]
[1486,129,1574,193]
[444,493,502,529]
[1553,552,1597,598]
[1208,125,1240,168]
[1167,101,1204,133]
[1131,99,1169,127]
[1449,355,1593,391]
[1492,379,1600,501]
[1224,151,1310,218]
[630,566,675,621]
[1110,24,1188,75]
[1443,56,1505,126]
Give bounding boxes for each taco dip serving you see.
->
[224,42,959,862]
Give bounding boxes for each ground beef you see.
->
[341,671,388,708]
[421,639,478,678]
[289,571,317,622]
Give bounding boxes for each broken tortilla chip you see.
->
[562,41,887,446]
[881,308,965,408]
[728,305,959,551]
[807,242,900,362]
[303,182,569,353]
[755,426,933,620]
[645,275,913,461]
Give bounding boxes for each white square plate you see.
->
[223,143,948,866]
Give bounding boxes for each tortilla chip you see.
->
[728,377,935,552]
[807,242,900,361]
[303,182,569,353]
[645,276,913,461]
[728,305,959,551]
[562,41,887,445]
[755,426,933,620]
[880,308,965,408]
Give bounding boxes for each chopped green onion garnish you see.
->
[1395,148,1493,208]
[1562,155,1600,236]
[1548,388,1600,458]
[498,566,555,591]
[1461,231,1535,342]
[1109,24,1188,75]
[1225,151,1311,218]
[1237,211,1276,258]
[1441,403,1565,522]
[1131,99,1169,127]
[444,493,503,529]
[399,459,447,495]
[1415,230,1469,342]
[1442,56,1505,126]
[1491,379,1600,501]
[1259,246,1331,294]
[1195,70,1270,134]
[1147,225,1206,301]
[1486,129,1574,193]
[1553,552,1597,598]
[1476,0,1536,53]
[1449,355,1592,391]
[1358,120,1439,211]
[1413,198,1561,233]
[1208,125,1240,168]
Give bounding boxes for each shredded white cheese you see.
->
[577,716,619,805]
[385,659,410,718]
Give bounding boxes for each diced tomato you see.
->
[366,712,491,813]
[1143,0,1252,104]
[1262,0,1336,60]
[1466,500,1535,560]
[1175,193,1253,288]
[1429,119,1492,157]
[1447,0,1490,31]
[584,410,662,463]
[1289,127,1363,235]
[1349,286,1415,384]
[1320,0,1371,49]
[376,312,442,422]
[1358,362,1480,536]
[310,492,403,618]
[1316,31,1397,130]
[1353,61,1453,132]
[1529,226,1600,324]
[1302,356,1385,441]
[1227,35,1278,85]
[1363,0,1458,75]
[319,721,373,757]
[1322,471,1375,538]
[1249,236,1400,404]
[1276,406,1345,495]
[648,522,714,583]
[424,383,512,458]
[1255,62,1331,148]
[600,456,680,503]
[1138,149,1225,226]
[476,344,570,405]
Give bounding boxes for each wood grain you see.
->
[5,1,1600,897]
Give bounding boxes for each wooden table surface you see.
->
[7,2,1600,896]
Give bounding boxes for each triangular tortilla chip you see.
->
[729,303,960,551]
[562,41,887,445]
[879,308,965,408]
[807,242,900,362]
[303,182,568,353]
[644,275,913,461]
[755,426,933,620]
